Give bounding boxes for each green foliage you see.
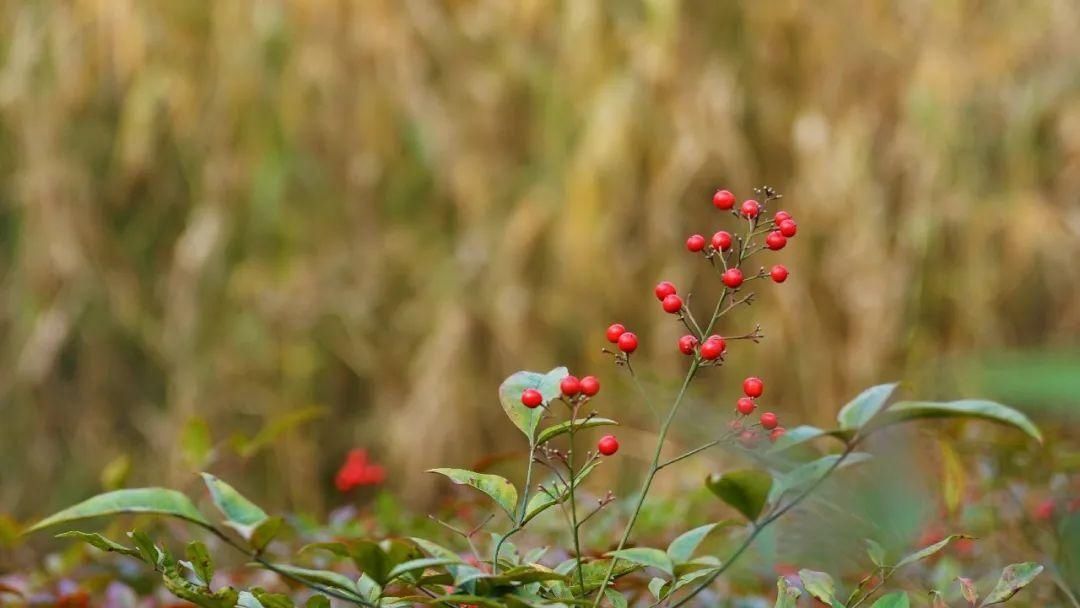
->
[980,563,1044,606]
[25,488,211,532]
[498,368,569,442]
[774,577,802,608]
[200,473,275,543]
[799,569,840,607]
[536,418,618,445]
[705,469,772,521]
[871,592,909,608]
[870,400,1042,443]
[427,468,519,521]
[895,534,972,567]
[836,383,899,432]
[604,548,673,578]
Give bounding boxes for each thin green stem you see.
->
[493,441,537,573]
[567,417,587,592]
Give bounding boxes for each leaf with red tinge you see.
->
[896,534,973,567]
[798,569,838,606]
[957,577,978,606]
[979,562,1043,606]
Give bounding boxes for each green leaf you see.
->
[775,576,802,608]
[667,522,732,564]
[666,566,721,598]
[799,569,839,606]
[896,534,972,567]
[979,562,1043,606]
[258,564,363,601]
[427,468,518,521]
[604,588,628,608]
[769,453,873,505]
[426,595,506,608]
[186,541,214,586]
[25,488,211,533]
[499,367,569,441]
[199,473,270,541]
[523,460,600,524]
[767,425,831,453]
[536,418,618,445]
[706,469,773,521]
[250,516,284,551]
[56,531,141,559]
[871,592,909,608]
[305,596,331,608]
[871,400,1042,443]
[648,577,668,600]
[865,539,887,567]
[605,548,673,578]
[569,559,641,595]
[233,406,327,458]
[250,589,293,608]
[387,557,461,581]
[237,591,265,608]
[837,383,899,431]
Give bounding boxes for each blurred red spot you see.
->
[1034,498,1056,521]
[335,449,386,492]
[56,590,90,608]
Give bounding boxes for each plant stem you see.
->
[567,418,587,592]
[493,440,537,573]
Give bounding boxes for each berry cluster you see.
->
[731,376,785,445]
[521,372,618,456]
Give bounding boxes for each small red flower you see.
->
[335,449,386,492]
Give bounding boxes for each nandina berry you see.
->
[739,430,758,448]
[736,397,756,415]
[740,199,760,219]
[779,219,798,237]
[769,426,787,442]
[654,281,677,301]
[773,210,792,224]
[765,231,787,250]
[1034,499,1055,522]
[617,332,638,353]
[743,376,764,398]
[597,434,619,456]
[662,294,683,314]
[728,418,744,432]
[770,265,789,283]
[521,388,543,408]
[686,234,706,252]
[678,334,698,355]
[711,230,733,251]
[700,338,724,360]
[606,323,627,343]
[580,375,600,396]
[712,189,735,210]
[561,375,582,397]
[722,268,744,288]
[760,412,778,430]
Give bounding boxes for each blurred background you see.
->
[2,0,1079,527]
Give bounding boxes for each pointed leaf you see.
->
[499,367,569,441]
[767,425,831,453]
[775,576,802,608]
[25,488,210,533]
[865,539,887,567]
[871,592,909,608]
[799,569,838,606]
[957,577,978,606]
[837,383,899,430]
[648,577,668,600]
[537,418,618,446]
[706,469,773,521]
[237,591,266,608]
[604,588,628,608]
[872,400,1042,443]
[605,548,673,578]
[258,564,363,601]
[769,453,873,504]
[306,596,331,608]
[428,468,518,521]
[56,531,141,559]
[979,562,1043,606]
[200,473,270,541]
[387,557,461,581]
[186,541,214,586]
[667,522,733,564]
[896,534,972,567]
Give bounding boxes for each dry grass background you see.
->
[1,1,1079,518]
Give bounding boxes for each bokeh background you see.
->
[2,0,1079,526]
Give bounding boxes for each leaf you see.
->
[604,588,628,608]
[186,541,214,586]
[387,557,461,581]
[957,577,978,606]
[199,473,270,541]
[56,531,141,559]
[871,592,909,608]
[706,469,773,521]
[499,367,569,441]
[666,566,721,598]
[605,548,673,578]
[769,453,873,504]
[569,559,641,595]
[667,522,732,564]
[427,468,518,521]
[250,589,293,608]
[25,488,211,533]
[798,569,838,606]
[871,400,1042,443]
[523,460,600,524]
[648,577,668,600]
[865,539,887,567]
[775,576,802,608]
[979,562,1043,606]
[767,425,831,453]
[896,534,972,567]
[837,383,899,431]
[306,596,331,608]
[237,591,266,608]
[250,516,284,551]
[233,406,327,458]
[941,441,965,515]
[259,564,363,601]
[930,590,950,608]
[536,418,618,445]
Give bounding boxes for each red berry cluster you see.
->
[732,376,785,443]
[703,189,800,285]
[605,323,638,354]
[521,372,618,457]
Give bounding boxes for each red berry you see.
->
[521,389,543,408]
[617,332,638,353]
[678,334,698,355]
[739,430,758,448]
[1033,499,1055,521]
[597,434,619,456]
[740,199,760,218]
[662,294,683,314]
[759,412,778,430]
[743,376,764,398]
[686,234,706,252]
[773,211,792,224]
[722,268,744,288]
[736,397,756,415]
[654,281,677,301]
[700,338,724,360]
[560,375,581,397]
[580,375,600,396]
[769,426,787,442]
[711,230,733,251]
[765,231,787,250]
[770,265,789,283]
[779,219,798,238]
[606,323,627,343]
[712,189,735,210]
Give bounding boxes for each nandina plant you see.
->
[25,186,1048,607]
